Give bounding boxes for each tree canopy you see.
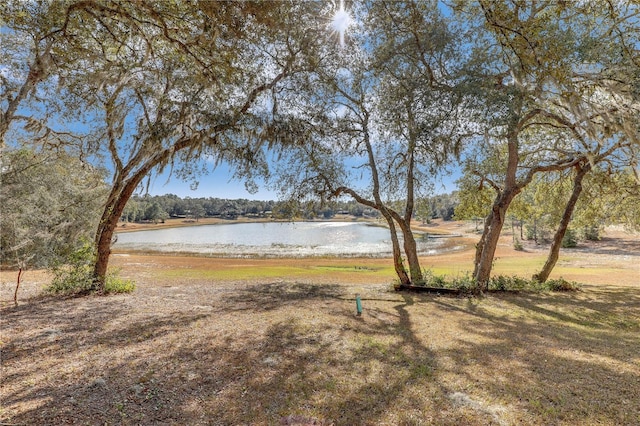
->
[0,148,107,270]
[1,0,638,292]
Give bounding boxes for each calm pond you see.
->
[113,221,443,257]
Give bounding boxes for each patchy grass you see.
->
[154,264,395,284]
[311,265,387,272]
[2,222,639,425]
[104,276,136,294]
[157,265,315,281]
[2,268,639,425]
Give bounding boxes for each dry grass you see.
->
[1,221,639,425]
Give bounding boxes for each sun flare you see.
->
[330,0,352,47]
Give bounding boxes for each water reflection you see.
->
[114,221,443,258]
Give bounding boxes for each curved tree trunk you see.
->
[395,217,423,284]
[402,111,423,284]
[474,211,491,271]
[336,107,412,287]
[534,163,590,283]
[473,192,516,290]
[382,212,411,287]
[473,120,525,291]
[404,230,422,284]
[89,60,295,292]
[92,174,146,292]
[333,185,411,287]
[91,135,198,291]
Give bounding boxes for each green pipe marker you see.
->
[355,294,363,316]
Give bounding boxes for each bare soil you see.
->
[1,220,638,425]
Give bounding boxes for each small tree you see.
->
[0,148,107,300]
[561,228,578,249]
[144,202,166,224]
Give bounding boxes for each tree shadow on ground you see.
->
[1,295,211,425]
[2,282,639,425]
[429,287,640,424]
[1,282,477,425]
[223,281,346,312]
[566,236,640,257]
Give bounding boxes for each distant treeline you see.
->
[121,193,459,223]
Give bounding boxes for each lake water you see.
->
[113,221,442,258]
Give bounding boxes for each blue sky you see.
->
[144,164,277,200]
[143,162,461,200]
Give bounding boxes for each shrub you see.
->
[429,274,448,288]
[46,240,95,295]
[422,270,476,292]
[583,225,601,241]
[419,269,449,288]
[105,274,136,294]
[525,225,536,241]
[545,277,580,292]
[394,271,581,294]
[513,237,524,251]
[448,273,476,292]
[488,275,532,291]
[561,229,578,248]
[46,240,136,295]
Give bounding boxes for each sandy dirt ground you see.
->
[1,220,638,425]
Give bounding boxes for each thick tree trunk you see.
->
[92,176,145,292]
[473,190,518,291]
[379,209,411,287]
[474,211,491,273]
[402,126,422,285]
[534,163,590,283]
[92,210,118,292]
[473,120,524,291]
[396,218,423,284]
[388,219,411,287]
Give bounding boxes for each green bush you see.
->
[448,273,476,292]
[105,274,136,294]
[421,270,476,292]
[395,270,581,294]
[525,225,536,241]
[513,237,524,251]
[46,240,136,295]
[46,240,95,295]
[488,275,532,291]
[429,274,448,287]
[544,277,581,292]
[561,228,578,248]
[583,225,601,241]
[419,269,449,288]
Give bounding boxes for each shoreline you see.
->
[114,214,385,233]
[3,220,638,294]
[112,217,463,258]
